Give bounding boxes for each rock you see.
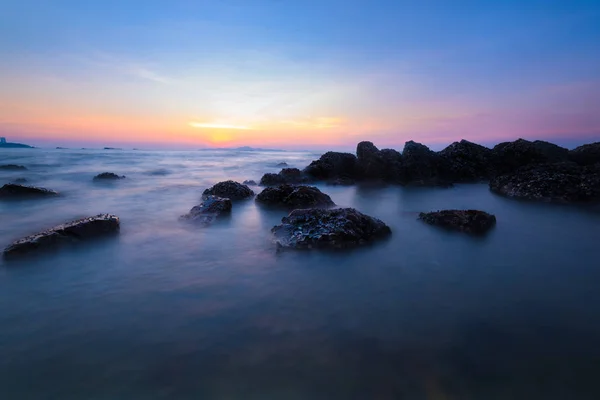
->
[93,172,125,180]
[303,152,358,181]
[418,210,497,234]
[380,149,404,182]
[489,162,600,203]
[202,180,254,200]
[260,168,308,186]
[0,184,58,199]
[180,196,232,225]
[243,180,257,186]
[3,214,120,258]
[326,177,356,186]
[276,162,289,167]
[12,178,28,184]
[569,142,600,166]
[272,208,391,250]
[256,185,335,208]
[399,141,448,184]
[439,140,493,182]
[490,139,568,175]
[0,164,27,170]
[356,141,387,180]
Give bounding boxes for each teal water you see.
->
[1,149,600,399]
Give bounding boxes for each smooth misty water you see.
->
[1,148,600,399]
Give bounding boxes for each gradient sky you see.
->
[1,0,599,150]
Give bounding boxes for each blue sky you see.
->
[1,0,599,149]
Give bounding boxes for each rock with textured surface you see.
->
[489,163,600,203]
[202,180,254,200]
[419,210,496,234]
[490,139,568,175]
[272,208,391,250]
[3,214,120,258]
[260,168,308,186]
[0,164,27,170]
[0,184,58,199]
[243,180,257,186]
[439,140,493,182]
[303,152,358,181]
[569,142,600,166]
[256,185,335,208]
[356,141,387,180]
[180,196,232,225]
[93,172,125,180]
[399,141,448,185]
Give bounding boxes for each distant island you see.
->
[0,137,34,148]
[199,146,285,152]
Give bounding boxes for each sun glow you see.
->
[188,122,253,130]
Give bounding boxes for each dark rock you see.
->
[202,180,254,200]
[93,172,125,180]
[0,164,27,170]
[272,208,391,250]
[356,141,387,180]
[399,141,448,184]
[303,152,358,181]
[326,177,356,186]
[419,210,497,234]
[380,149,404,182]
[0,184,58,199]
[569,142,600,166]
[180,196,232,225]
[490,139,568,175]
[3,214,120,258]
[243,180,257,186]
[260,168,308,186]
[276,162,289,167]
[439,140,493,182]
[489,162,600,203]
[256,185,335,208]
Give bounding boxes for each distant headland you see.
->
[0,137,34,149]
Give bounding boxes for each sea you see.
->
[1,148,600,399]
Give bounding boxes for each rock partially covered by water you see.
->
[489,163,600,203]
[0,164,27,170]
[180,196,232,225]
[202,180,254,200]
[276,162,288,167]
[569,142,600,166]
[272,208,391,250]
[0,184,58,199]
[419,210,497,234]
[3,214,120,258]
[356,141,387,180]
[256,185,335,208]
[243,180,257,186]
[439,140,493,182]
[260,168,308,186]
[491,139,568,175]
[93,172,125,180]
[303,152,358,181]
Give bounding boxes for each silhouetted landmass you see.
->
[0,137,33,148]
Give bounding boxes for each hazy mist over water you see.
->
[1,148,600,399]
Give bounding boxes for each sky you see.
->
[1,0,599,150]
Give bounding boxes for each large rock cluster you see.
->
[256,185,335,208]
[260,168,309,186]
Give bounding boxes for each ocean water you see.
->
[1,148,600,400]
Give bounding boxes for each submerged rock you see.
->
[0,184,58,199]
[272,208,391,250]
[180,196,232,225]
[256,185,335,208]
[260,168,308,186]
[3,214,120,258]
[202,180,254,200]
[489,163,600,203]
[439,140,493,182]
[93,172,125,180]
[303,152,358,181]
[276,162,289,167]
[0,164,27,170]
[569,142,600,166]
[419,210,497,234]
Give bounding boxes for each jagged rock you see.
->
[0,164,27,170]
[356,141,387,180]
[439,140,493,182]
[380,149,404,182]
[180,196,232,225]
[272,208,391,250]
[256,185,335,208]
[419,210,496,234]
[202,180,254,200]
[303,152,358,180]
[260,168,307,186]
[243,180,257,186]
[93,172,125,180]
[569,142,600,166]
[0,184,58,199]
[3,214,120,258]
[399,141,449,185]
[490,139,568,175]
[489,162,600,203]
